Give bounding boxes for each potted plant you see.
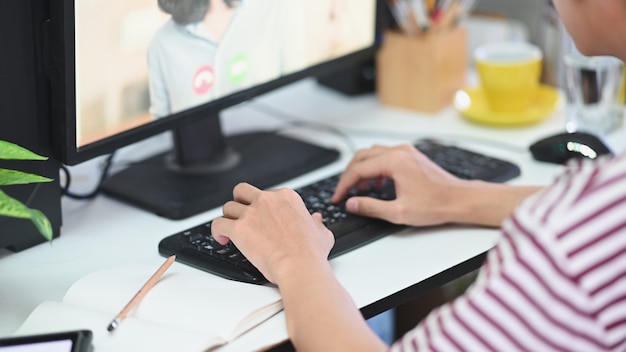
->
[0,140,53,241]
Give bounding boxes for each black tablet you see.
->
[0,330,92,352]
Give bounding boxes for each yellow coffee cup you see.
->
[474,42,543,112]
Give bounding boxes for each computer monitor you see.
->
[46,0,378,219]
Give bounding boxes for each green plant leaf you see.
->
[0,168,53,186]
[0,189,32,219]
[27,208,53,241]
[0,140,54,242]
[0,140,48,160]
[0,190,53,241]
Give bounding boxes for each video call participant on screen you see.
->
[147,0,307,119]
[211,0,626,350]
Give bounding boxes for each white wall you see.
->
[473,0,545,46]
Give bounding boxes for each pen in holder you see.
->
[376,25,467,113]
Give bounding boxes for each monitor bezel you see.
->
[47,0,379,166]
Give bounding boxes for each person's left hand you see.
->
[211,183,335,285]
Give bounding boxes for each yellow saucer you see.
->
[454,85,560,127]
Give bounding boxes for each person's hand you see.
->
[331,144,466,227]
[212,183,335,285]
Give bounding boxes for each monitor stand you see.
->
[100,114,340,220]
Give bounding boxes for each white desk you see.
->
[1,78,625,351]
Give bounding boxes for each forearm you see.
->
[450,181,542,227]
[277,259,387,352]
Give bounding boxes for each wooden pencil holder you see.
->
[376,26,468,113]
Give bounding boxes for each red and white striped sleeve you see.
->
[390,153,626,352]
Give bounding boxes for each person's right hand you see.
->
[332,144,540,228]
[331,144,466,227]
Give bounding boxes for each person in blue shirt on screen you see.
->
[147,0,307,119]
[211,0,626,350]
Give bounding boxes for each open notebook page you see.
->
[15,263,283,351]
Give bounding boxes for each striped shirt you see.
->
[390,152,626,351]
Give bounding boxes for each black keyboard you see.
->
[158,139,521,284]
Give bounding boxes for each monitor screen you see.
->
[47,0,378,219]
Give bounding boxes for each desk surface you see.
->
[1,78,625,351]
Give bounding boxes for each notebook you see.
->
[12,263,283,352]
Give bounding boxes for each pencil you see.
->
[408,0,430,32]
[425,0,436,13]
[434,0,461,29]
[432,0,454,23]
[386,0,417,35]
[107,255,176,332]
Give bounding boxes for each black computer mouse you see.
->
[529,131,613,165]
